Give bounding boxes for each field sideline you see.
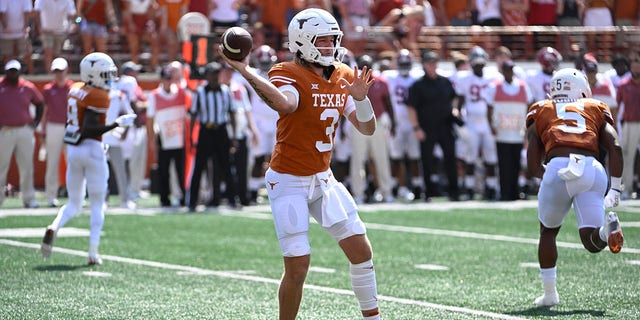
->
[1,198,639,319]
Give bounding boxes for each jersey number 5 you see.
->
[555,101,586,134]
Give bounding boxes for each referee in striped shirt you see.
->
[187,62,237,211]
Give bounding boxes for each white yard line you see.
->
[1,238,527,320]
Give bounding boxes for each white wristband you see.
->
[354,96,374,122]
[610,176,622,191]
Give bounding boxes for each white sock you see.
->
[599,226,607,242]
[364,315,380,320]
[540,267,557,295]
[465,175,475,190]
[350,260,379,311]
[486,176,498,189]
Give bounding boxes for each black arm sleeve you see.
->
[81,108,118,139]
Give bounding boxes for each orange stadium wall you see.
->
[6,77,161,190]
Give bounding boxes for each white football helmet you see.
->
[396,49,413,77]
[252,45,277,72]
[287,8,345,66]
[549,68,592,100]
[80,52,118,90]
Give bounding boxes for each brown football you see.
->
[221,27,253,61]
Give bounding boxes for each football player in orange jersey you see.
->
[221,9,381,320]
[41,52,137,266]
[526,68,624,307]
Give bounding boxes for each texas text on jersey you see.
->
[268,62,354,176]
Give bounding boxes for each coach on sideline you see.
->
[0,60,45,208]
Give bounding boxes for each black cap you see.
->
[159,66,173,79]
[356,54,373,69]
[204,62,222,74]
[421,51,439,62]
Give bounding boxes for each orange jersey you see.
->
[268,62,354,176]
[526,98,614,155]
[67,82,110,142]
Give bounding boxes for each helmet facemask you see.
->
[288,8,346,67]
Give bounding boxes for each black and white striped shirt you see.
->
[190,84,236,125]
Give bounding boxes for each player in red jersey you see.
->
[526,68,624,307]
[221,8,381,320]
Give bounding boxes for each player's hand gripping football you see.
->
[339,65,374,101]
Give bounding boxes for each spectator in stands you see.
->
[209,0,247,31]
[34,0,76,73]
[121,0,160,72]
[253,0,299,51]
[0,60,44,208]
[371,0,403,26]
[76,0,118,55]
[528,0,557,49]
[486,60,533,201]
[42,58,73,207]
[501,0,529,53]
[335,0,371,55]
[407,50,461,201]
[616,53,640,200]
[187,62,237,211]
[0,0,34,73]
[433,0,472,26]
[474,0,502,26]
[613,0,640,47]
[157,0,189,63]
[556,0,585,54]
[349,54,396,204]
[583,0,614,52]
[147,66,190,207]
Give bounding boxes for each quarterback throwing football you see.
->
[222,8,381,320]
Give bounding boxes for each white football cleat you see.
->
[40,227,56,258]
[534,292,559,307]
[606,212,624,253]
[88,253,103,266]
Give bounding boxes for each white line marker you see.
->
[519,262,539,268]
[0,227,89,238]
[626,260,640,266]
[309,266,336,273]
[0,239,527,320]
[82,271,112,277]
[415,264,449,271]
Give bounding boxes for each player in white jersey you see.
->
[527,47,562,102]
[238,45,280,203]
[454,46,500,200]
[41,52,137,265]
[382,49,424,200]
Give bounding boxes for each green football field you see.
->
[1,196,639,320]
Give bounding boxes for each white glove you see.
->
[604,188,621,208]
[115,114,137,127]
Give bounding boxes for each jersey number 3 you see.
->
[316,108,340,152]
